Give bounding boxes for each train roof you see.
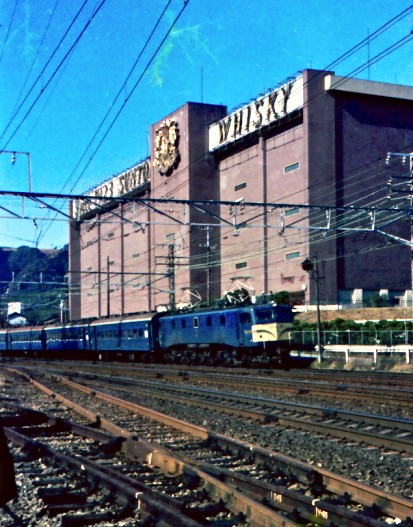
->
[161,302,292,316]
[89,312,157,327]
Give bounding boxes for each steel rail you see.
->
[2,371,297,526]
[64,371,413,434]
[28,369,413,521]
[4,426,203,527]
[76,375,413,456]
[5,366,413,522]
[22,360,413,402]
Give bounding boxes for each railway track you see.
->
[1,373,292,526]
[56,371,413,456]
[7,359,413,408]
[1,366,412,526]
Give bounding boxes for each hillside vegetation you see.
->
[297,307,410,324]
[0,245,68,325]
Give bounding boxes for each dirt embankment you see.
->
[296,307,411,324]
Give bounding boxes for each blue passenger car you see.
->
[0,330,7,351]
[7,327,44,351]
[45,324,85,351]
[87,313,157,358]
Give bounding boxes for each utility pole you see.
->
[167,244,175,310]
[107,256,111,317]
[199,226,211,305]
[386,151,413,307]
[301,256,323,362]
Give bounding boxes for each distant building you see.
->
[7,302,23,316]
[7,312,27,327]
[69,69,413,320]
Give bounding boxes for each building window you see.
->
[86,266,93,271]
[108,260,115,266]
[284,162,300,173]
[107,232,115,239]
[166,233,175,242]
[285,251,301,260]
[235,261,247,269]
[285,207,300,216]
[234,182,246,191]
[193,317,199,328]
[132,253,140,259]
[219,315,226,325]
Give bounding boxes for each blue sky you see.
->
[0,0,412,249]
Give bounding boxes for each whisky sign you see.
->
[209,75,303,150]
[72,160,150,219]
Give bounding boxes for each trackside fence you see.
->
[293,329,413,364]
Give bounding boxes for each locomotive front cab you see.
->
[250,304,294,346]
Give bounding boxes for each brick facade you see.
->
[69,69,413,319]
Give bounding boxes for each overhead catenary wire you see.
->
[0,0,20,65]
[35,0,189,246]
[31,3,413,248]
[38,3,413,247]
[0,0,106,151]
[5,0,61,132]
[0,4,412,302]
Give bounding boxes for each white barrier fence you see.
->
[323,345,412,364]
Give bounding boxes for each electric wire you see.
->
[35,0,174,243]
[7,0,61,128]
[1,5,410,306]
[0,0,106,151]
[0,0,91,143]
[0,0,19,64]
[34,3,413,247]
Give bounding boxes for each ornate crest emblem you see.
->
[153,119,180,176]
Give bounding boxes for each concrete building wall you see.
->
[122,202,151,314]
[217,121,307,297]
[265,124,307,295]
[337,91,413,295]
[69,69,413,320]
[150,102,226,310]
[304,69,338,305]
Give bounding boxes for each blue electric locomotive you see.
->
[158,303,294,364]
[0,303,295,365]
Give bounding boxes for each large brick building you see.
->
[69,69,413,320]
